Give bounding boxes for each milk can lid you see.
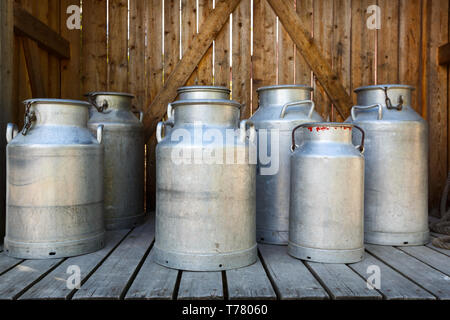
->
[354,84,415,93]
[257,84,313,92]
[23,98,91,107]
[84,92,135,98]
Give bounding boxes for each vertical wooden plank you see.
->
[32,0,50,97]
[426,0,448,213]
[333,0,352,107]
[351,0,377,99]
[15,0,32,125]
[399,0,422,112]
[0,0,14,243]
[197,0,214,85]
[313,0,334,120]
[60,0,81,100]
[108,0,129,92]
[182,0,198,85]
[48,0,61,98]
[232,0,251,117]
[164,0,181,83]
[214,1,231,87]
[278,1,295,85]
[129,0,146,111]
[82,0,107,94]
[146,0,163,211]
[294,0,313,86]
[252,0,277,109]
[377,0,399,84]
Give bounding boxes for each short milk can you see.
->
[5,99,105,259]
[289,123,365,263]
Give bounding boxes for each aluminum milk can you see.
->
[155,99,257,271]
[5,99,105,259]
[346,85,429,246]
[250,85,323,245]
[86,92,145,230]
[289,123,365,263]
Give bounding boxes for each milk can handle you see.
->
[86,94,109,113]
[156,120,174,143]
[351,104,383,121]
[167,103,174,120]
[6,123,18,144]
[291,123,366,154]
[239,120,256,143]
[96,125,104,144]
[280,100,315,119]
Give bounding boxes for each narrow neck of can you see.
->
[177,88,231,100]
[356,87,412,108]
[91,95,133,111]
[33,103,88,127]
[258,87,312,107]
[302,125,353,144]
[174,104,240,127]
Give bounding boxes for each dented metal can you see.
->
[346,84,429,246]
[154,98,257,271]
[251,85,323,245]
[289,123,365,263]
[5,99,105,259]
[87,92,145,230]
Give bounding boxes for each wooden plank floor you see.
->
[0,215,449,300]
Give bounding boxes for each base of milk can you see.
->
[153,245,258,271]
[288,242,365,264]
[256,229,288,245]
[4,232,105,260]
[365,230,430,246]
[106,212,147,230]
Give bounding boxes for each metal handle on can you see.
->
[351,104,383,121]
[290,123,366,154]
[97,125,104,144]
[6,123,18,144]
[87,94,109,113]
[280,100,315,119]
[384,86,404,111]
[239,120,256,143]
[167,103,174,120]
[156,120,174,143]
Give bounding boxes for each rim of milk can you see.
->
[177,86,231,93]
[354,84,415,93]
[84,92,135,98]
[23,98,91,107]
[170,99,242,109]
[256,84,313,92]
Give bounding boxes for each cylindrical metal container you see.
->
[176,86,231,100]
[155,99,257,271]
[86,92,145,230]
[289,123,365,263]
[346,84,429,246]
[250,85,323,245]
[5,99,105,259]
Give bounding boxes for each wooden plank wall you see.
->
[7,0,450,216]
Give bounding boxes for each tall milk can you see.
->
[346,85,429,246]
[86,92,145,230]
[155,99,257,271]
[250,85,323,245]
[289,123,365,263]
[5,99,105,259]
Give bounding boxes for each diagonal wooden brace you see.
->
[142,0,243,142]
[266,0,354,119]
